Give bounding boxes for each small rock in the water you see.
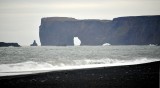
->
[30,40,38,46]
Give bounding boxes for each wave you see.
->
[0,58,159,76]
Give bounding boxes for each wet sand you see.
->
[0,61,159,88]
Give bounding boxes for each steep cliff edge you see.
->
[108,16,160,45]
[39,16,160,46]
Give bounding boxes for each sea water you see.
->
[0,46,159,76]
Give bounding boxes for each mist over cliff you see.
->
[39,15,160,46]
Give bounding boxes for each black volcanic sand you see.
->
[0,61,159,88]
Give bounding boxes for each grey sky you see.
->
[0,0,160,45]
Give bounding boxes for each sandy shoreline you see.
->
[0,61,159,88]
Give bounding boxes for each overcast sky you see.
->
[0,0,160,46]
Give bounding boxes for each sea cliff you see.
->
[39,15,160,46]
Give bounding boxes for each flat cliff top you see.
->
[42,15,160,22]
[113,15,160,21]
[42,17,77,22]
[41,17,111,22]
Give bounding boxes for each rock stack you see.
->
[30,40,38,46]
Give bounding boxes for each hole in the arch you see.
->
[73,37,81,46]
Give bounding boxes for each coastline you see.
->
[0,61,159,88]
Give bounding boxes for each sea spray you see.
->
[0,58,159,76]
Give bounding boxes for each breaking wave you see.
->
[0,58,159,76]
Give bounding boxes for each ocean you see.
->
[0,45,159,76]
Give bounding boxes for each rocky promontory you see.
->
[0,42,20,47]
[39,15,160,46]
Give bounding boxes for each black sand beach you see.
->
[0,61,159,88]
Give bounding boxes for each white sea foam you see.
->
[102,43,111,46]
[0,58,159,76]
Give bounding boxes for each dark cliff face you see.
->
[39,16,160,46]
[39,17,110,46]
[108,16,160,45]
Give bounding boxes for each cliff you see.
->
[0,42,20,47]
[107,16,160,45]
[39,16,160,46]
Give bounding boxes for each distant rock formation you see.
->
[0,42,20,47]
[30,40,38,46]
[39,15,160,46]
